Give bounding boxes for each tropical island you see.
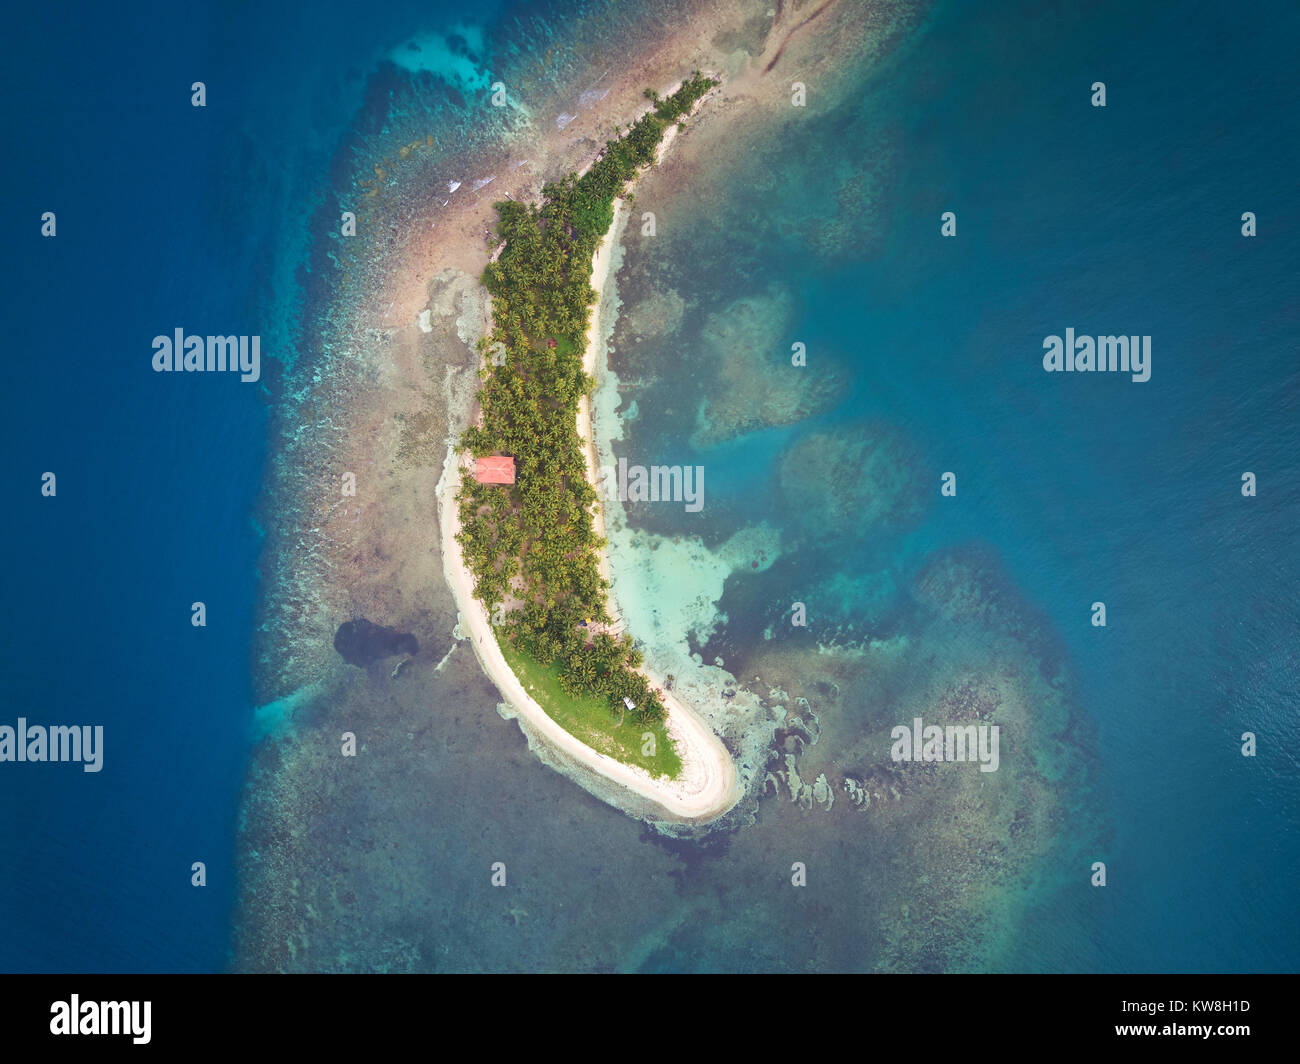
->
[439,74,739,818]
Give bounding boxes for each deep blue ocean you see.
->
[0,0,500,972]
[831,0,1300,969]
[3,0,1296,972]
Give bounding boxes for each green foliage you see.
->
[455,75,717,743]
[499,639,681,778]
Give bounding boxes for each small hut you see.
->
[475,456,516,485]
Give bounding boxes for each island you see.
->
[437,74,740,822]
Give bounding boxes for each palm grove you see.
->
[456,75,717,730]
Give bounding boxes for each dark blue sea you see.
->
[885,0,1300,971]
[0,0,504,972]
[834,0,1300,970]
[2,0,1296,973]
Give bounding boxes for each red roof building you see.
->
[475,456,516,485]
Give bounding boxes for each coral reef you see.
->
[777,422,926,540]
[690,286,846,448]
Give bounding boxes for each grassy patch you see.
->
[499,637,682,780]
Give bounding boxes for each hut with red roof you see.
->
[474,456,516,485]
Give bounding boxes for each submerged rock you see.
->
[812,773,833,811]
[843,775,871,809]
[624,287,686,339]
[333,618,419,668]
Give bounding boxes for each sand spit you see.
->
[585,221,784,819]
[435,2,888,821]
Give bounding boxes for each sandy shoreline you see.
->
[437,88,741,822]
